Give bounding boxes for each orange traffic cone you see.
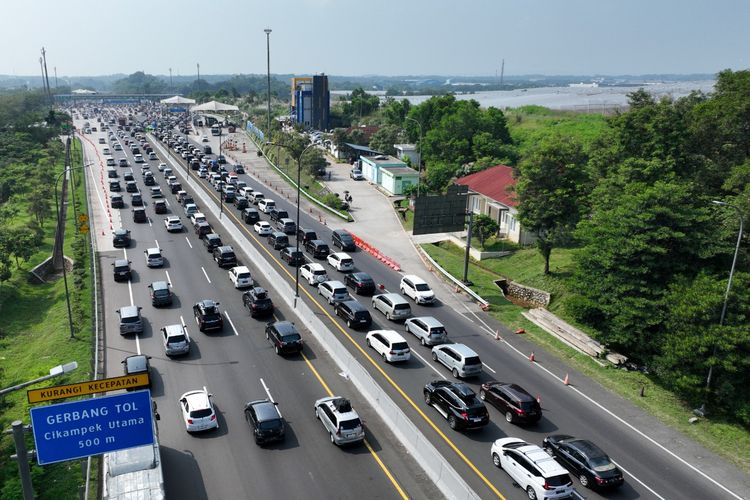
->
[529,352,535,362]
[563,374,570,386]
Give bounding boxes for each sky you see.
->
[1,0,748,78]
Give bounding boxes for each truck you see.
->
[117,116,127,127]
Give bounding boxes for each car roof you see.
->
[368,329,405,342]
[402,274,427,284]
[114,258,129,266]
[232,266,250,273]
[340,299,366,312]
[306,263,325,271]
[124,355,148,372]
[317,396,359,420]
[440,343,477,357]
[377,292,408,304]
[322,280,345,288]
[182,390,211,409]
[270,321,298,335]
[146,247,161,254]
[151,280,169,290]
[248,400,281,421]
[120,305,139,316]
[163,324,184,336]
[564,438,606,459]
[409,316,442,327]
[197,299,218,308]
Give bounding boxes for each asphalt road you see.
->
[77,114,441,500]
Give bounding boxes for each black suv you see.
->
[112,229,131,248]
[542,435,624,490]
[268,232,288,250]
[203,233,223,252]
[424,380,490,431]
[297,228,317,246]
[213,245,237,268]
[244,399,285,445]
[242,207,260,224]
[109,180,122,192]
[479,381,541,424]
[280,246,305,266]
[269,208,289,223]
[132,207,147,223]
[333,299,372,329]
[193,299,224,332]
[111,194,124,209]
[153,200,167,214]
[234,196,249,210]
[112,258,131,281]
[148,280,173,307]
[233,164,245,174]
[332,229,357,251]
[242,287,274,318]
[265,321,303,355]
[305,239,330,259]
[126,180,138,193]
[345,272,376,295]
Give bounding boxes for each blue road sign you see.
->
[30,390,154,465]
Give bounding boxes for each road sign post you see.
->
[30,390,154,465]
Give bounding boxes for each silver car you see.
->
[405,316,448,346]
[314,396,365,446]
[371,293,411,321]
[162,324,190,356]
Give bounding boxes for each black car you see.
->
[233,164,245,174]
[265,321,302,355]
[280,246,305,266]
[109,180,122,192]
[153,200,167,214]
[143,174,155,186]
[222,190,235,203]
[132,207,147,223]
[242,287,274,318]
[126,180,138,193]
[423,380,490,431]
[112,258,131,281]
[345,272,376,295]
[234,196,249,210]
[123,171,135,182]
[542,435,624,490]
[131,193,143,206]
[203,233,223,252]
[333,299,372,329]
[332,229,357,251]
[195,221,212,239]
[268,232,288,250]
[213,245,237,268]
[110,194,124,209]
[479,381,542,424]
[297,228,317,245]
[242,207,260,224]
[269,208,289,223]
[112,228,131,247]
[193,299,224,332]
[305,239,330,259]
[244,399,285,445]
[148,280,173,307]
[170,182,182,194]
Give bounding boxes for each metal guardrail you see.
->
[420,246,491,309]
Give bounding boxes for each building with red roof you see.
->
[455,165,535,245]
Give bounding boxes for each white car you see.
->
[150,186,163,198]
[201,135,209,142]
[144,247,164,268]
[365,330,411,363]
[190,212,207,225]
[300,263,328,286]
[184,203,199,216]
[238,186,254,198]
[102,147,111,155]
[258,199,276,214]
[198,168,208,179]
[491,438,574,500]
[179,387,219,433]
[164,216,182,232]
[254,221,272,235]
[228,266,253,288]
[158,162,167,171]
[400,275,435,304]
[327,252,354,272]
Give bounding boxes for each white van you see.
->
[431,343,482,378]
[366,330,411,362]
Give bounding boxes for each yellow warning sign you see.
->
[27,373,150,403]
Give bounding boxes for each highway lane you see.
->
[163,123,749,500]
[77,116,441,500]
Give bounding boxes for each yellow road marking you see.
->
[183,157,502,499]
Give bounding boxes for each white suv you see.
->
[300,263,328,286]
[366,330,411,363]
[491,438,574,499]
[400,275,435,304]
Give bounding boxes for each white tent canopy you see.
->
[190,100,239,112]
[160,95,196,104]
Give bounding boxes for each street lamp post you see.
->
[218,127,223,218]
[701,200,744,414]
[54,162,92,340]
[264,29,272,140]
[265,141,316,308]
[404,116,423,197]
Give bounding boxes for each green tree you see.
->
[5,226,42,267]
[515,135,589,274]
[383,98,411,126]
[369,125,403,156]
[473,214,499,248]
[28,184,51,227]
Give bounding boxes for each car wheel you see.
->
[505,411,514,424]
[492,452,502,469]
[347,319,352,328]
[431,352,438,361]
[381,352,387,362]
[526,486,537,500]
[265,331,270,340]
[452,368,459,378]
[315,408,320,420]
[330,432,336,444]
[579,473,590,488]
[366,338,372,347]
[275,345,280,355]
[448,415,457,430]
[479,390,486,401]
[420,337,426,346]
[386,313,391,321]
[424,392,431,405]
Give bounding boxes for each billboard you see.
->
[413,184,469,235]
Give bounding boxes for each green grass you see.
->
[506,106,608,156]
[422,241,750,473]
[395,199,414,231]
[0,138,98,500]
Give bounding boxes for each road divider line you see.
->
[147,217,152,227]
[201,267,211,283]
[154,239,160,248]
[185,236,192,248]
[224,311,238,336]
[165,271,172,286]
[135,334,141,355]
[301,351,334,397]
[611,460,666,500]
[259,378,280,417]
[482,362,496,374]
[363,438,409,500]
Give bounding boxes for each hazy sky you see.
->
[2,0,748,77]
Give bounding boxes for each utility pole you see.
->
[500,59,505,87]
[39,57,47,95]
[265,28,272,139]
[54,66,58,89]
[41,47,52,101]
[197,63,200,90]
[169,68,173,91]
[462,211,474,285]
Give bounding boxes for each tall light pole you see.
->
[218,127,223,218]
[169,68,173,92]
[701,200,744,414]
[266,140,315,308]
[404,116,423,197]
[264,28,272,140]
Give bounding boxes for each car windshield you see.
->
[545,474,572,487]
[589,456,617,471]
[167,334,186,344]
[339,418,361,431]
[258,420,282,431]
[190,408,213,418]
[121,316,139,324]
[237,272,250,279]
[394,303,410,311]
[431,326,446,335]
[392,342,409,351]
[154,289,170,297]
[281,334,301,342]
[341,258,353,265]
[464,356,481,366]
[415,283,431,291]
[313,270,327,276]
[519,400,537,411]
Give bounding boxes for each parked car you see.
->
[424,380,489,430]
[300,263,328,286]
[400,275,436,305]
[179,388,219,433]
[432,343,482,378]
[193,299,223,332]
[314,397,365,446]
[344,272,375,295]
[542,435,624,490]
[491,438,574,500]
[244,399,285,445]
[148,280,173,307]
[366,330,411,362]
[242,287,274,318]
[265,321,303,355]
[228,265,253,288]
[479,381,542,424]
[371,293,411,321]
[161,323,190,356]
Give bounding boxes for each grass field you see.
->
[0,138,97,500]
[422,241,750,473]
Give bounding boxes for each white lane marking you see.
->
[460,299,740,500]
[611,459,666,500]
[165,271,172,286]
[165,199,171,207]
[224,311,238,336]
[135,333,141,355]
[201,267,211,283]
[147,217,152,227]
[154,239,160,248]
[185,236,193,248]
[482,362,496,374]
[411,350,446,379]
[180,315,191,342]
[259,378,280,416]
